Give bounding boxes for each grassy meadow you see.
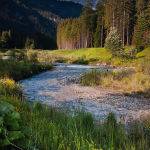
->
[36,48,112,64]
[32,47,149,66]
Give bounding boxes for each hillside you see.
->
[0,0,82,49]
[63,0,97,5]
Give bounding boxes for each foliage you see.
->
[134,0,150,50]
[57,0,141,49]
[105,27,124,56]
[25,38,35,50]
[0,101,23,148]
[0,78,22,97]
[0,59,52,81]
[0,30,11,49]
[80,67,150,98]
[26,50,38,63]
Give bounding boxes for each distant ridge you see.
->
[0,0,82,49]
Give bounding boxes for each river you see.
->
[20,63,150,123]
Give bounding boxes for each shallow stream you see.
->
[20,63,150,123]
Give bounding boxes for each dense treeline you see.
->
[0,30,57,49]
[57,0,150,50]
[0,0,83,50]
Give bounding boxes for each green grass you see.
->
[136,47,150,58]
[35,47,149,67]
[37,48,112,64]
[0,60,52,81]
[1,47,149,67]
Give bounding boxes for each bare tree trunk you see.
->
[100,25,104,47]
[113,11,115,28]
[122,9,125,47]
[127,26,130,46]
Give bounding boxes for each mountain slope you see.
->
[63,0,97,5]
[0,0,82,49]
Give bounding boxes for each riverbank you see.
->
[0,59,53,81]
[35,47,150,66]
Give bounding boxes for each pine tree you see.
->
[0,30,11,48]
[134,0,150,50]
[81,0,95,48]
[25,38,35,50]
[94,0,105,47]
[104,0,135,46]
[105,27,123,56]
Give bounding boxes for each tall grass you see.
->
[80,68,150,98]
[36,48,112,64]
[0,60,52,81]
[2,97,150,149]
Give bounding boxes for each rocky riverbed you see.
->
[20,63,150,123]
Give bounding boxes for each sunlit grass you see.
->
[37,48,112,64]
[136,47,150,58]
[34,47,150,67]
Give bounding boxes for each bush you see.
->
[25,38,35,50]
[26,50,38,63]
[139,58,150,75]
[80,70,105,86]
[105,27,124,57]
[0,60,53,81]
[0,101,23,148]
[0,78,22,97]
[72,57,89,65]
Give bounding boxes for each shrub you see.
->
[80,70,106,86]
[0,78,22,97]
[0,60,52,81]
[26,50,38,63]
[25,38,35,50]
[0,101,23,148]
[105,27,124,57]
[0,30,11,49]
[139,58,150,75]
[72,57,89,65]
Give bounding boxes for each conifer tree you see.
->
[94,0,105,47]
[0,30,11,48]
[105,27,123,56]
[81,0,95,48]
[134,0,150,50]
[25,38,35,50]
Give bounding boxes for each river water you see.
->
[20,63,150,123]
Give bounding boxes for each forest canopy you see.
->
[57,0,150,50]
